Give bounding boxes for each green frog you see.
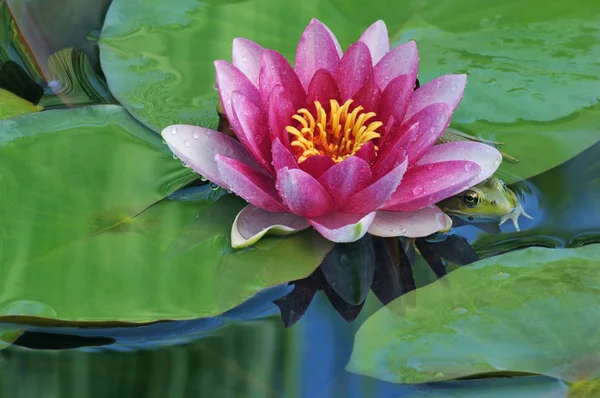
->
[437,177,533,232]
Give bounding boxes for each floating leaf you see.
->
[0,106,332,324]
[0,87,42,119]
[348,244,600,384]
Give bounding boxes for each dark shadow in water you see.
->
[12,331,115,350]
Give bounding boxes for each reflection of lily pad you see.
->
[0,106,332,324]
[348,244,600,384]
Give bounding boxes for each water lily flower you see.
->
[162,19,501,248]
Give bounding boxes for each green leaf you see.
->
[0,106,332,324]
[0,88,42,119]
[98,0,411,132]
[99,0,599,178]
[347,244,600,384]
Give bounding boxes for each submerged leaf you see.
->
[321,236,375,306]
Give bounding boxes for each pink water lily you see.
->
[162,19,501,248]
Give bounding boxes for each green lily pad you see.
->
[347,244,600,384]
[0,88,42,119]
[98,0,411,132]
[399,8,600,181]
[0,106,332,324]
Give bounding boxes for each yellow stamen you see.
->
[285,99,382,163]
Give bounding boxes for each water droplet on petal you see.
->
[212,83,218,90]
[464,163,472,171]
[494,159,501,167]
[172,154,179,160]
[171,126,177,135]
[184,140,191,147]
[192,131,200,139]
[241,55,248,63]
[412,186,424,195]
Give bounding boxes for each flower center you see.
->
[285,99,382,163]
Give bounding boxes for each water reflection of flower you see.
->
[162,19,501,247]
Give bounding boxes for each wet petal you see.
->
[232,38,264,87]
[295,19,341,90]
[318,157,372,207]
[417,141,502,186]
[308,212,376,243]
[319,19,344,58]
[353,142,377,164]
[368,207,452,238]
[334,41,374,101]
[359,20,389,65]
[215,60,260,118]
[230,91,272,172]
[382,160,481,211]
[374,41,418,90]
[231,204,310,249]
[271,138,298,171]
[267,85,295,144]
[307,69,341,112]
[342,159,407,214]
[216,154,287,212]
[373,124,412,179]
[404,74,466,122]
[161,125,258,188]
[396,102,454,163]
[378,74,414,131]
[276,167,333,218]
[352,76,381,114]
[259,50,305,111]
[298,155,335,179]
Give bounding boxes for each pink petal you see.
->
[372,134,410,180]
[307,69,341,112]
[276,167,333,218]
[215,60,260,119]
[295,19,341,90]
[382,160,481,211]
[417,141,502,186]
[318,157,372,207]
[341,159,407,213]
[232,38,264,87]
[378,74,414,131]
[215,154,287,212]
[368,207,452,238]
[308,212,376,243]
[160,125,259,188]
[259,50,305,111]
[231,204,310,248]
[271,138,298,171]
[299,155,335,179]
[317,18,343,58]
[267,85,295,145]
[396,102,454,163]
[352,76,381,114]
[359,20,389,65]
[334,41,374,101]
[404,74,467,122]
[374,41,418,91]
[230,91,272,172]
[354,142,377,164]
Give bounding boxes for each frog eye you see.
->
[463,191,480,207]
